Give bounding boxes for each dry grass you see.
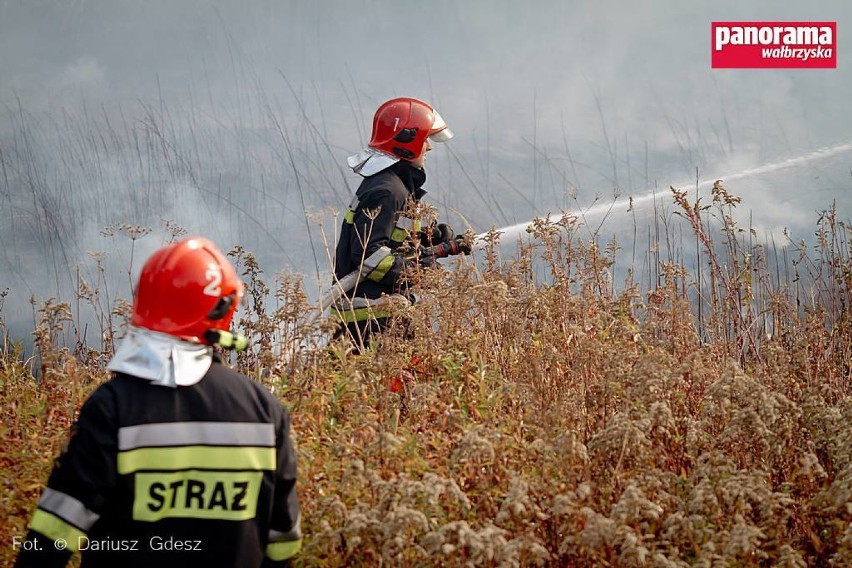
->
[2,189,851,567]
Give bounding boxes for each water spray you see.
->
[475,140,852,245]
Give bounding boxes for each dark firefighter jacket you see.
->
[14,354,301,568]
[333,161,426,321]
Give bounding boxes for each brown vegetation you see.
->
[2,188,851,566]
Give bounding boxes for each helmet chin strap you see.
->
[204,329,249,351]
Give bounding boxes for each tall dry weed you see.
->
[2,188,851,566]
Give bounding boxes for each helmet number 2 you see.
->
[204,266,223,297]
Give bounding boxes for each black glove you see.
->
[435,223,455,243]
[418,222,455,245]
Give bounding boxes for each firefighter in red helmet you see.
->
[15,237,301,568]
[333,97,471,347]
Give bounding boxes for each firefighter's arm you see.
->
[262,409,302,568]
[14,387,118,568]
[356,188,411,286]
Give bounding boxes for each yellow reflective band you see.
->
[133,470,262,522]
[367,254,395,283]
[29,509,87,552]
[330,306,390,323]
[344,209,355,224]
[266,538,303,561]
[117,446,276,475]
[390,227,409,242]
[413,220,422,232]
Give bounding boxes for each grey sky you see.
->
[1,0,850,337]
[4,2,851,164]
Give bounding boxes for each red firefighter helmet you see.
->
[368,97,453,161]
[131,236,244,344]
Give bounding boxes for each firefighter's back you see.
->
[75,362,291,567]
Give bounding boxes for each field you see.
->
[2,185,851,567]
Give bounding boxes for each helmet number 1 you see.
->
[204,266,222,297]
[393,117,400,131]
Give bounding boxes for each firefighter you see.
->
[15,237,301,568]
[333,97,471,348]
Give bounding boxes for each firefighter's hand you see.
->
[435,223,455,243]
[418,248,439,268]
[418,222,455,245]
[453,236,472,255]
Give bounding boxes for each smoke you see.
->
[2,0,851,346]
